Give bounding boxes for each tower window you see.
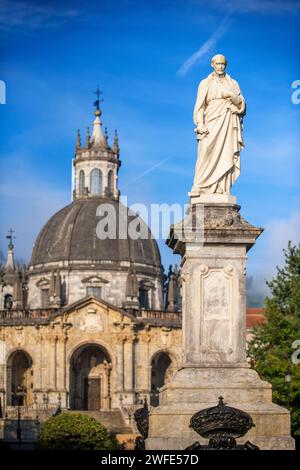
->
[139,286,149,309]
[41,289,50,308]
[79,170,85,195]
[4,294,13,310]
[90,168,102,195]
[86,286,102,299]
[107,170,114,196]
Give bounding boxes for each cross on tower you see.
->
[6,228,15,247]
[93,86,103,110]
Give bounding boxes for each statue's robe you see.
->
[191,72,246,195]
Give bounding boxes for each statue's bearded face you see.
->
[211,56,227,75]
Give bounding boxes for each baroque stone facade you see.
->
[0,99,184,441]
[0,297,182,412]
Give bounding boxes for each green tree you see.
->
[248,242,300,436]
[37,412,117,450]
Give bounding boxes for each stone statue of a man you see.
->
[190,54,246,200]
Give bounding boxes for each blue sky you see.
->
[0,0,299,300]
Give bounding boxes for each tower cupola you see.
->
[73,88,121,200]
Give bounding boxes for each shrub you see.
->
[37,412,117,450]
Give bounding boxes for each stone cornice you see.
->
[74,155,120,167]
[167,203,263,256]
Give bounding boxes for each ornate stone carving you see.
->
[74,310,103,332]
[199,264,209,274]
[197,266,236,363]
[186,397,259,450]
[81,275,109,284]
[204,205,254,230]
[35,277,50,288]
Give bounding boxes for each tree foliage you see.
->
[37,412,117,450]
[248,242,300,435]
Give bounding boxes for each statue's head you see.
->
[211,54,227,76]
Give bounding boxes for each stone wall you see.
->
[27,267,163,310]
[0,298,181,414]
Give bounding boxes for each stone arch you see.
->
[6,349,33,406]
[150,350,177,407]
[67,340,114,366]
[69,342,112,411]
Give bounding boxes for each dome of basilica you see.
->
[30,197,162,273]
[26,98,164,310]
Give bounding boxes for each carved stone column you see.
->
[116,336,124,393]
[55,326,68,408]
[37,330,43,392]
[62,330,68,408]
[0,334,7,408]
[123,333,137,405]
[124,337,133,392]
[147,204,294,450]
[53,335,58,390]
[136,331,151,403]
[104,361,112,409]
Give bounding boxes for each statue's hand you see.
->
[195,124,208,134]
[194,125,209,140]
[222,91,242,109]
[202,125,209,133]
[222,90,234,100]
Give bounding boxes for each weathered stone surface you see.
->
[147,203,294,450]
[147,390,294,450]
[0,297,182,436]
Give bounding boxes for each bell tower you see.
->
[73,88,121,200]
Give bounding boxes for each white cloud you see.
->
[178,0,299,76]
[265,211,300,271]
[120,155,173,191]
[177,17,231,75]
[247,210,300,299]
[0,0,86,31]
[207,0,300,14]
[245,133,300,188]
[0,155,69,263]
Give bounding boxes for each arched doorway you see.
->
[70,344,112,411]
[150,351,175,406]
[7,350,33,406]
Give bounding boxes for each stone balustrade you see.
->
[138,309,181,323]
[0,309,57,325]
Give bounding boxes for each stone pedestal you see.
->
[188,192,237,205]
[147,203,294,450]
